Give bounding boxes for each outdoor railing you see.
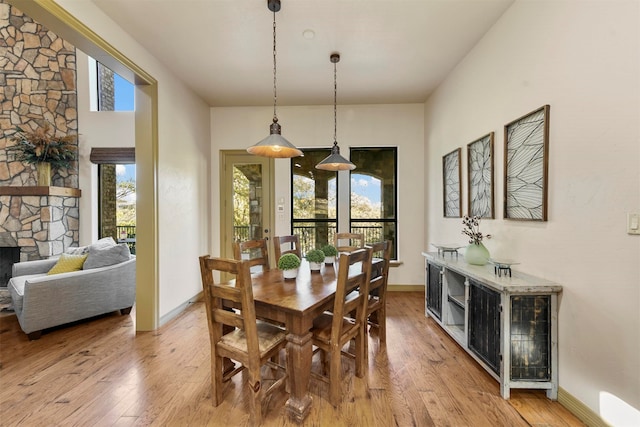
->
[233,224,384,256]
[234,226,250,243]
[116,225,136,254]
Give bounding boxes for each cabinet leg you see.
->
[546,385,558,400]
[500,384,511,399]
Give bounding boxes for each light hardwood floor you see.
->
[0,292,583,426]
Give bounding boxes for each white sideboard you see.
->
[422,251,562,400]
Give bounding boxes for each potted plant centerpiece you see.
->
[278,253,301,280]
[305,249,325,272]
[321,244,338,265]
[8,123,77,186]
[462,215,492,265]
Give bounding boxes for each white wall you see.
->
[211,104,425,286]
[76,49,135,245]
[57,0,212,321]
[424,0,639,423]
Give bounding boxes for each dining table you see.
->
[250,260,338,422]
[248,256,384,422]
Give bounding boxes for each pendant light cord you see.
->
[333,59,337,145]
[272,9,278,122]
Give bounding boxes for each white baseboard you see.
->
[387,284,424,292]
[159,291,203,327]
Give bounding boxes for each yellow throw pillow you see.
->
[47,253,89,275]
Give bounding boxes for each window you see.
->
[291,149,336,254]
[350,147,397,259]
[88,56,134,111]
[91,148,136,254]
[290,147,398,259]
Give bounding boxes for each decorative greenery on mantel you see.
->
[8,124,77,169]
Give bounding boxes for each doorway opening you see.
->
[220,151,274,262]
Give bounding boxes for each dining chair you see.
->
[233,238,270,272]
[334,232,364,253]
[199,255,288,425]
[365,240,392,344]
[310,247,372,406]
[273,235,301,262]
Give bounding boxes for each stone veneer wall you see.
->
[97,62,115,112]
[0,191,79,261]
[0,0,80,260]
[0,0,79,188]
[100,164,117,241]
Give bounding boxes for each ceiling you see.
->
[90,0,514,107]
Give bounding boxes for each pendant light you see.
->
[316,53,355,171]
[247,0,302,158]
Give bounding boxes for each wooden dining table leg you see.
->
[284,329,313,422]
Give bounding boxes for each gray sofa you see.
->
[8,254,136,339]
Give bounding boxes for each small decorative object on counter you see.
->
[431,243,463,258]
[278,253,301,280]
[462,215,491,266]
[489,259,520,277]
[305,249,325,272]
[321,244,338,265]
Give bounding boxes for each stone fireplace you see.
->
[0,186,80,259]
[0,2,81,281]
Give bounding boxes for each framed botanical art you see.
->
[504,105,550,221]
[442,148,461,218]
[467,132,494,219]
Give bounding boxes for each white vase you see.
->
[282,268,298,280]
[324,256,334,265]
[309,261,322,272]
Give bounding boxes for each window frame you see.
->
[290,149,338,254]
[349,146,398,259]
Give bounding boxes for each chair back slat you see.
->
[233,239,270,272]
[334,232,365,253]
[213,283,242,303]
[212,309,245,329]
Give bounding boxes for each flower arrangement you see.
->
[320,244,338,257]
[8,124,77,169]
[305,249,325,264]
[277,253,301,270]
[462,215,491,245]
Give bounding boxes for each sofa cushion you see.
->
[83,243,131,270]
[65,245,88,255]
[47,253,89,275]
[65,237,116,255]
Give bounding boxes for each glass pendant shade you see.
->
[316,52,355,171]
[247,120,302,158]
[247,0,301,159]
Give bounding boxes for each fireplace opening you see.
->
[1,247,21,287]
